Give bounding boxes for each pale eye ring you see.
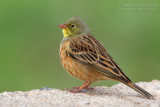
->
[71,24,76,28]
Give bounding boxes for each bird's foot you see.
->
[65,88,87,93]
[72,87,94,90]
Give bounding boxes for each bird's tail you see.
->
[124,82,154,99]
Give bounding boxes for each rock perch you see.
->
[0,80,160,107]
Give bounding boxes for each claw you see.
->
[72,86,94,90]
[65,81,93,93]
[65,86,94,93]
[66,88,87,93]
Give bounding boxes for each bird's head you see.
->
[58,17,90,38]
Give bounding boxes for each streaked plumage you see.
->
[59,17,154,99]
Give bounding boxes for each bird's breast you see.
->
[60,40,108,82]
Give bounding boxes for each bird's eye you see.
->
[71,24,76,28]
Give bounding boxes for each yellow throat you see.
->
[62,28,72,38]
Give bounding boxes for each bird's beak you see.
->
[58,24,67,29]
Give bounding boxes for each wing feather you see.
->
[67,34,131,83]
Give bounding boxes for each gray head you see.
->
[59,17,90,38]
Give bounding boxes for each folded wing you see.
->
[67,34,131,83]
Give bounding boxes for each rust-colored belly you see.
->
[60,42,107,82]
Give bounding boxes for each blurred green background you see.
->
[0,0,160,92]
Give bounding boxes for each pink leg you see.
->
[66,82,93,93]
[83,82,93,89]
[66,81,89,93]
[73,82,93,89]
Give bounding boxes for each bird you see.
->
[58,17,154,99]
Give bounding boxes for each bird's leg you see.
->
[83,82,93,90]
[66,81,89,93]
[78,81,89,90]
[67,81,94,93]
[72,82,93,89]
[68,81,89,93]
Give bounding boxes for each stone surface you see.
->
[0,80,160,107]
